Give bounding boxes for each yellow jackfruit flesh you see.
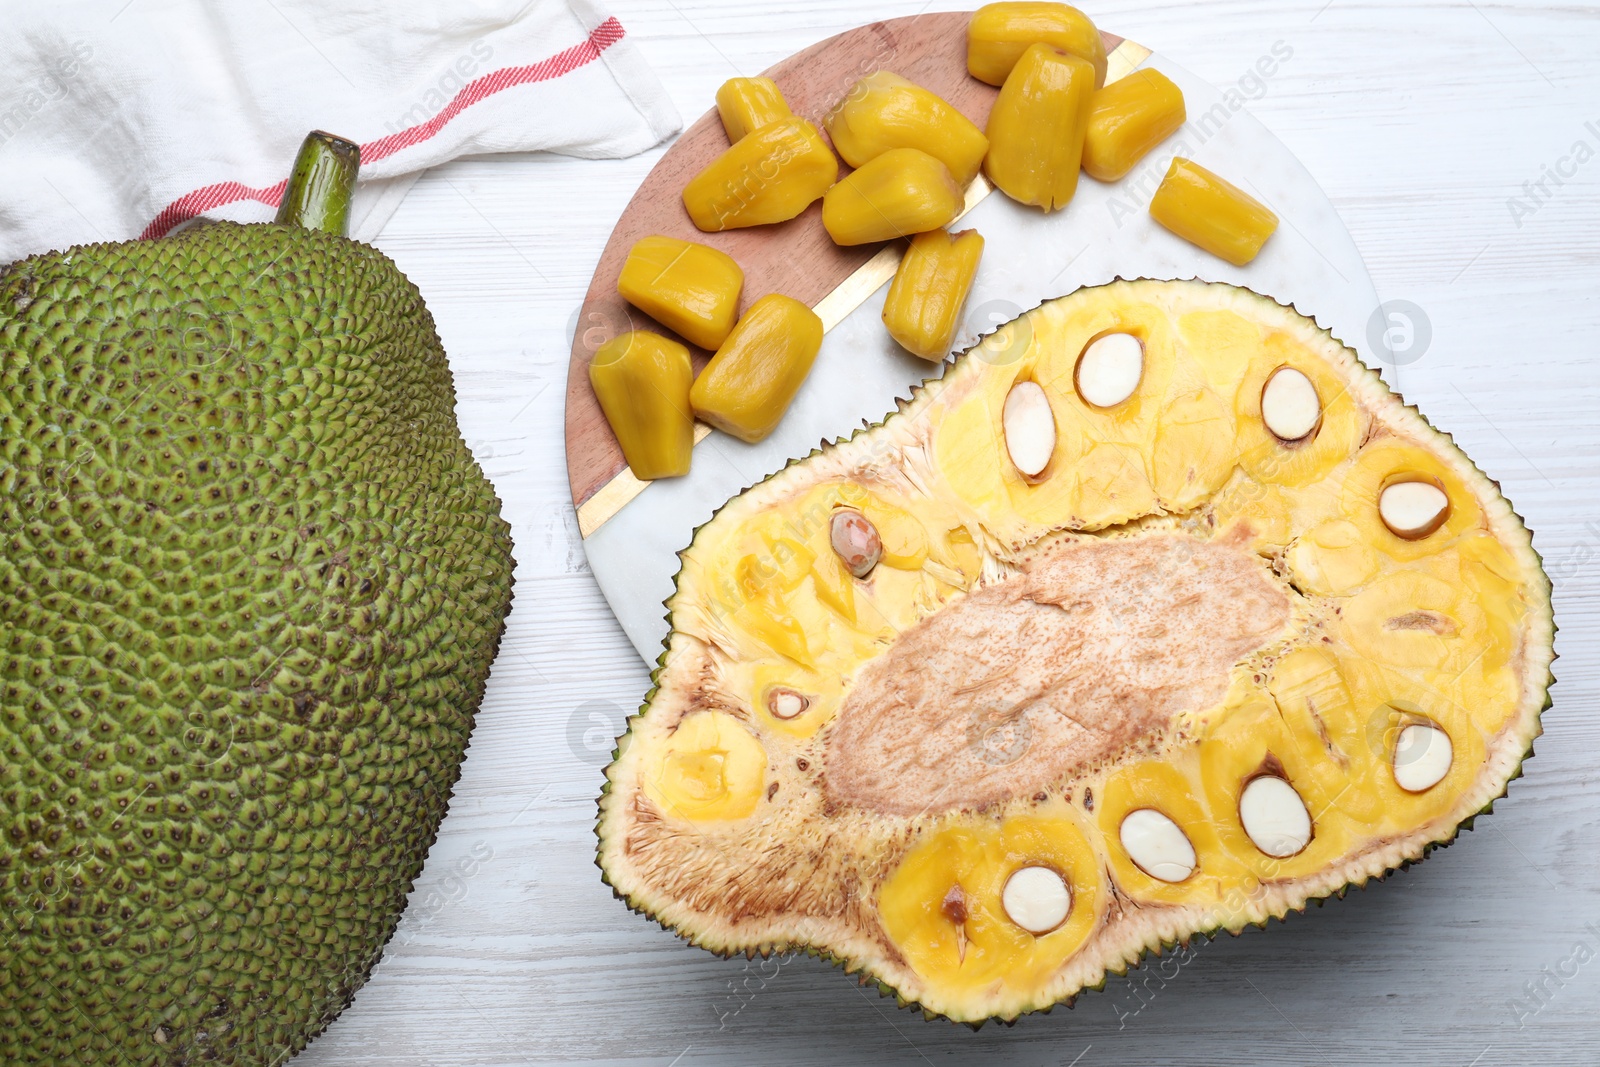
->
[967,2,1108,88]
[683,116,839,231]
[616,234,744,351]
[589,330,696,480]
[1149,157,1280,266]
[598,280,1551,1024]
[826,71,990,185]
[821,147,965,246]
[715,76,792,142]
[690,294,823,443]
[882,228,985,361]
[983,42,1097,211]
[1081,68,1186,182]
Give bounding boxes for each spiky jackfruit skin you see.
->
[0,222,515,1064]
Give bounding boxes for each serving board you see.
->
[563,12,1383,663]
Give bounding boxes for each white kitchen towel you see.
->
[0,0,680,263]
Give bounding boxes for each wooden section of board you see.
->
[564,12,1126,514]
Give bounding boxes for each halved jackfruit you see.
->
[596,280,1553,1023]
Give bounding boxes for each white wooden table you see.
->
[300,3,1600,1064]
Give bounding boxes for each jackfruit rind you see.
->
[0,221,514,1063]
[596,279,1552,1023]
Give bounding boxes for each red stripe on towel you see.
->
[141,17,626,240]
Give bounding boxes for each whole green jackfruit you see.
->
[0,214,515,1060]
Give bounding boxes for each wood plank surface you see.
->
[301,2,1600,1065]
[564,12,1121,510]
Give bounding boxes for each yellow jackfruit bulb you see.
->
[825,71,990,186]
[1149,157,1279,266]
[715,76,792,142]
[1081,68,1187,183]
[690,294,824,442]
[589,330,695,481]
[882,228,985,361]
[983,43,1096,211]
[967,2,1107,88]
[683,117,839,231]
[616,235,745,351]
[821,147,964,246]
[643,711,768,822]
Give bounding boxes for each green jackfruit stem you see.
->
[274,130,360,236]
